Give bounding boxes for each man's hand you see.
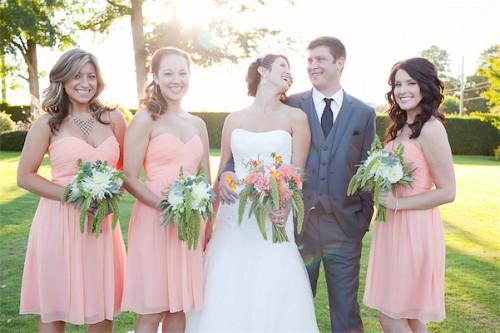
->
[218,171,240,204]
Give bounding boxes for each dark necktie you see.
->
[321,98,333,136]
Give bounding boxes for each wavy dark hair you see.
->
[140,47,191,120]
[385,57,445,143]
[246,54,291,102]
[43,48,113,134]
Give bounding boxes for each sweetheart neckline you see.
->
[151,132,201,145]
[49,135,116,149]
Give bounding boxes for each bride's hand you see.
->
[269,206,291,229]
[218,171,239,204]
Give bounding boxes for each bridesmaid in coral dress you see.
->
[363,58,456,333]
[17,49,127,332]
[121,47,211,333]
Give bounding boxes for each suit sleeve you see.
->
[360,109,376,224]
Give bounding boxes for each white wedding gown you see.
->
[186,129,318,333]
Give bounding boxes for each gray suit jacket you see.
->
[286,89,376,240]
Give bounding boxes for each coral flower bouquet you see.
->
[347,136,416,222]
[61,159,127,237]
[159,166,215,250]
[236,152,305,243]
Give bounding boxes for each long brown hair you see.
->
[43,48,113,134]
[139,47,191,120]
[385,57,445,143]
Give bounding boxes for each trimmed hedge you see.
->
[0,104,30,122]
[0,130,28,151]
[2,110,499,156]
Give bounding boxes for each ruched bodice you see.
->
[48,136,119,185]
[143,133,203,185]
[392,142,434,194]
[232,128,292,181]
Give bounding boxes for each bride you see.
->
[185,54,318,332]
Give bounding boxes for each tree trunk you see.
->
[130,0,147,102]
[26,39,40,117]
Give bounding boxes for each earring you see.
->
[261,78,268,85]
[155,84,159,95]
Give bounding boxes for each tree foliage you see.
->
[476,44,500,107]
[74,0,294,96]
[419,45,450,79]
[0,0,75,114]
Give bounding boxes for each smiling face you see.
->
[153,54,190,103]
[394,69,423,113]
[307,45,343,95]
[266,56,292,91]
[63,62,97,108]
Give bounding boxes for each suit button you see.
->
[323,146,328,151]
[322,162,327,166]
[320,177,325,181]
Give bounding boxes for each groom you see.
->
[286,36,375,332]
[219,36,375,332]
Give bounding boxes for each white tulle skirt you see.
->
[185,200,319,333]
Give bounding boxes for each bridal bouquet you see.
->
[159,166,215,250]
[347,136,416,222]
[236,152,305,243]
[61,159,127,237]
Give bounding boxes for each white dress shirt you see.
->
[312,88,344,125]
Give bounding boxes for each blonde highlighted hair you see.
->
[43,48,114,133]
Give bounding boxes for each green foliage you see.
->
[440,95,460,114]
[419,45,451,78]
[0,104,30,122]
[191,112,228,149]
[445,115,500,155]
[0,111,15,133]
[0,130,27,151]
[495,145,500,161]
[476,45,500,107]
[468,112,500,130]
[116,105,133,124]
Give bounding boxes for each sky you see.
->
[8,0,500,112]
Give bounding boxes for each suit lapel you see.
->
[299,90,322,150]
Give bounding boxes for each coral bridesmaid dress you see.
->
[121,133,205,314]
[363,142,446,323]
[20,136,127,324]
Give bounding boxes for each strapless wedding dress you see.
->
[186,129,318,332]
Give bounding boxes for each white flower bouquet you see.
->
[61,159,127,236]
[159,166,215,250]
[347,136,416,222]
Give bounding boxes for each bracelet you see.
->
[394,197,399,213]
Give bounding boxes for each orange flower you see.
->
[226,175,237,191]
[274,155,283,164]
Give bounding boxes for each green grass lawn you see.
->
[0,152,498,333]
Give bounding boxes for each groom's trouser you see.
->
[299,208,363,333]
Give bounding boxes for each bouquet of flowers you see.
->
[61,159,127,237]
[236,152,305,243]
[159,166,215,250]
[347,136,416,222]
